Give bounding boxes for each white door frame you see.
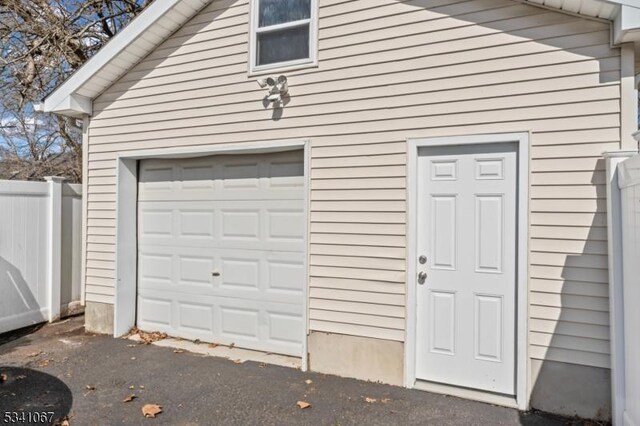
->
[113,139,311,370]
[405,133,529,410]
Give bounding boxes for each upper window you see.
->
[250,0,317,72]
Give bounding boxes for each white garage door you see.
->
[136,150,306,356]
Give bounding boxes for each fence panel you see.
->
[0,179,83,334]
[61,184,83,316]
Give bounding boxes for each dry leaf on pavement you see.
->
[173,349,184,354]
[232,359,243,364]
[122,394,136,403]
[132,328,167,345]
[304,379,312,385]
[0,373,6,383]
[85,385,96,391]
[296,401,311,409]
[207,343,219,349]
[364,397,377,403]
[142,404,163,418]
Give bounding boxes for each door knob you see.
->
[418,271,427,284]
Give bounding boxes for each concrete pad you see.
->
[84,301,114,335]
[308,331,404,386]
[530,358,611,421]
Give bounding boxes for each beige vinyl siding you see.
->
[86,0,619,367]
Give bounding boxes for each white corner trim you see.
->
[620,44,638,151]
[604,150,638,426]
[405,132,530,411]
[113,139,311,363]
[302,139,311,372]
[80,115,89,307]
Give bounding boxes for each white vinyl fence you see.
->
[0,178,82,334]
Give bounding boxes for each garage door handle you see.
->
[211,271,221,277]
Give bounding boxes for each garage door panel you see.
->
[138,248,305,304]
[139,188,305,202]
[138,200,304,252]
[137,289,304,356]
[137,150,305,357]
[139,151,304,202]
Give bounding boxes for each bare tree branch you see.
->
[0,0,151,181]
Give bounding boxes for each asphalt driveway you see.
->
[0,316,586,425]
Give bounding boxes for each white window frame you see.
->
[248,0,318,75]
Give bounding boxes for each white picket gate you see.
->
[0,178,82,334]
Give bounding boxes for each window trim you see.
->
[248,0,318,75]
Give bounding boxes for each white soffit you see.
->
[524,0,640,44]
[41,0,212,117]
[42,0,640,117]
[524,0,620,20]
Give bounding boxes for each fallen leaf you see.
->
[139,385,145,389]
[0,373,6,383]
[142,404,162,418]
[296,401,311,409]
[37,359,50,368]
[27,351,42,357]
[133,328,167,345]
[304,379,312,385]
[85,385,96,391]
[207,343,219,349]
[381,398,391,403]
[364,397,377,403]
[122,394,136,403]
[128,385,134,389]
[232,359,243,364]
[59,418,70,426]
[173,349,184,354]
[258,363,266,368]
[229,343,235,349]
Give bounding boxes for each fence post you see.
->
[45,176,65,322]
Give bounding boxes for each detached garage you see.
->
[40,0,640,422]
[136,150,306,356]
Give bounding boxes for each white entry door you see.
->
[136,150,306,357]
[415,143,518,395]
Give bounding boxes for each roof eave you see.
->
[613,4,640,44]
[42,0,192,117]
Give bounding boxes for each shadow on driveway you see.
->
[0,366,72,423]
